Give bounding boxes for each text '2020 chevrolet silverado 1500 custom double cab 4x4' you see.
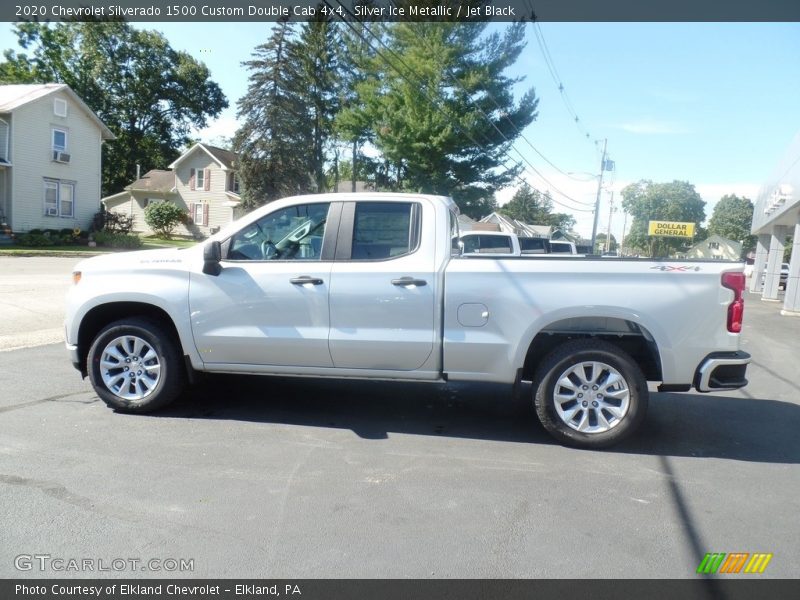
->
[65,193,751,448]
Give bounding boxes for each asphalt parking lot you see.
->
[0,257,798,579]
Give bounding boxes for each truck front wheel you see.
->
[87,317,185,413]
[532,339,648,449]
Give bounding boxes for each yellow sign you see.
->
[648,220,695,237]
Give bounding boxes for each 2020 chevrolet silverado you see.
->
[65,193,750,448]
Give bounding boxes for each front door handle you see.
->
[391,277,427,287]
[290,276,324,285]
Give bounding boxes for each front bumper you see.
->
[66,341,82,373]
[694,351,751,392]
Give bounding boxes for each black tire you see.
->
[532,339,648,449]
[88,317,185,413]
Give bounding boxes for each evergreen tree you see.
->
[297,13,339,194]
[500,183,553,224]
[234,17,341,208]
[334,11,380,192]
[346,22,538,217]
[234,22,312,208]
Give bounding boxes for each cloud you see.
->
[192,112,240,146]
[617,118,691,135]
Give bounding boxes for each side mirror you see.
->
[203,241,222,276]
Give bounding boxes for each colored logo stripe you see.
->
[697,552,772,574]
[719,553,749,573]
[744,553,773,574]
[697,553,726,574]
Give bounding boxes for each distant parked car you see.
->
[459,231,519,256]
[743,257,755,278]
[760,263,789,290]
[460,232,580,256]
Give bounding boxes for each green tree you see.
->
[0,21,227,195]
[348,21,538,217]
[595,233,617,253]
[708,194,757,254]
[621,180,706,257]
[545,211,577,234]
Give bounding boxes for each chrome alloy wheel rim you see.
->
[552,361,630,434]
[100,335,161,401]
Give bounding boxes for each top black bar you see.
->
[4,0,800,23]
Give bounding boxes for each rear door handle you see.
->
[391,277,427,287]
[290,276,324,285]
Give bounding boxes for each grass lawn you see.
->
[141,236,197,249]
[0,236,197,256]
[0,245,114,257]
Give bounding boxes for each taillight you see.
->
[721,272,745,333]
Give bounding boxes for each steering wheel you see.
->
[261,240,279,259]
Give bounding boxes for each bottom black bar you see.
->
[2,579,799,600]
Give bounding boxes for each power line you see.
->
[532,21,594,145]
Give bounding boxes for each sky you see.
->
[1,21,798,241]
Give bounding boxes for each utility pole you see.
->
[590,138,608,254]
[620,210,628,256]
[605,191,615,253]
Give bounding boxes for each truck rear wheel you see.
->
[88,317,184,413]
[532,339,648,449]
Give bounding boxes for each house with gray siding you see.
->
[0,84,115,234]
[102,143,242,237]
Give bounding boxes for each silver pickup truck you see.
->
[65,193,750,448]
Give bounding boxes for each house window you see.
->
[44,179,75,218]
[708,241,720,250]
[229,172,240,194]
[192,203,208,225]
[195,169,205,190]
[52,128,67,152]
[54,98,68,117]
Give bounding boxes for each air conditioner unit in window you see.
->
[52,150,71,163]
[46,207,58,216]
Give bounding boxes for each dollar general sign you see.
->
[648,220,696,237]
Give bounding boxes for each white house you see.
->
[103,143,242,237]
[0,84,115,233]
[685,235,743,260]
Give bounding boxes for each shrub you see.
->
[144,202,186,238]
[18,233,56,247]
[93,231,142,249]
[105,211,135,234]
[91,207,135,233]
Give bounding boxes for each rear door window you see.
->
[350,202,418,260]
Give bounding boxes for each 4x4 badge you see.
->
[650,265,702,272]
